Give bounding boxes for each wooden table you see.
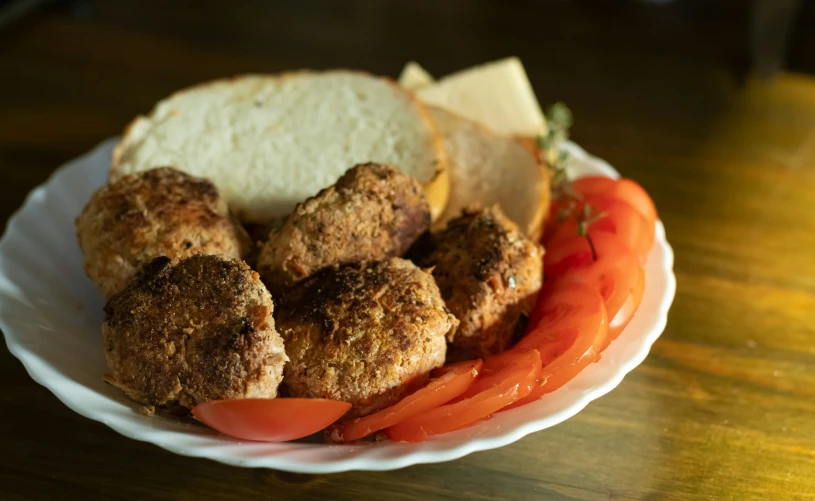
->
[2,1,814,499]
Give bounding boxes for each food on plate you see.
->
[385,348,542,442]
[257,163,430,295]
[453,348,541,402]
[275,257,457,419]
[570,176,657,226]
[400,57,547,137]
[76,167,250,298]
[546,195,654,262]
[411,206,543,359]
[429,107,550,237]
[102,255,287,411]
[544,231,644,336]
[498,283,608,409]
[192,398,351,443]
[335,359,482,443]
[110,72,450,222]
[544,173,658,264]
[71,59,662,444]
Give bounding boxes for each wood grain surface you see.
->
[2,1,815,500]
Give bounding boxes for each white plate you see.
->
[0,139,675,473]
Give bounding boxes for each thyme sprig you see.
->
[538,103,606,261]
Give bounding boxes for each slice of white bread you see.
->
[431,107,550,239]
[402,58,548,138]
[111,72,449,223]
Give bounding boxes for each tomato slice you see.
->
[192,398,351,442]
[548,195,654,262]
[545,232,640,322]
[607,263,645,343]
[337,360,482,443]
[522,283,608,353]
[488,282,607,368]
[430,359,482,378]
[502,288,607,410]
[455,350,540,401]
[385,351,541,442]
[542,199,573,244]
[571,176,657,225]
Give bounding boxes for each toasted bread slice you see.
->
[431,107,550,238]
[111,72,449,223]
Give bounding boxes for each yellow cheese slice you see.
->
[400,57,548,137]
[398,62,434,91]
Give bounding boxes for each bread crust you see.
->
[385,78,450,221]
[429,106,551,239]
[110,71,450,223]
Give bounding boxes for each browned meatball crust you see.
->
[275,257,456,418]
[102,255,287,410]
[257,163,430,296]
[77,167,250,298]
[411,206,543,359]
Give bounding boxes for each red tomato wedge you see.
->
[542,199,573,243]
[337,360,482,443]
[544,232,641,322]
[192,398,350,442]
[503,284,607,411]
[548,195,654,262]
[522,283,608,356]
[430,359,483,378]
[455,350,540,401]
[607,263,646,343]
[571,176,657,225]
[502,289,607,411]
[486,282,607,370]
[385,351,541,442]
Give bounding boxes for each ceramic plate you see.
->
[0,139,675,473]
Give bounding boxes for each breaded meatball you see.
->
[411,206,543,359]
[258,163,430,295]
[76,167,250,298]
[275,257,456,418]
[102,254,287,410]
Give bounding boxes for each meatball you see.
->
[411,206,543,359]
[258,163,430,295]
[102,254,287,410]
[275,257,456,418]
[76,167,250,298]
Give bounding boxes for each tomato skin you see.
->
[457,350,540,401]
[548,195,654,262]
[385,350,541,442]
[430,359,483,379]
[500,284,608,411]
[542,200,573,244]
[494,282,607,364]
[545,232,640,322]
[571,176,657,225]
[524,284,608,357]
[607,264,645,343]
[192,398,351,442]
[337,360,482,443]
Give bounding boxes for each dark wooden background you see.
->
[2,1,815,499]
